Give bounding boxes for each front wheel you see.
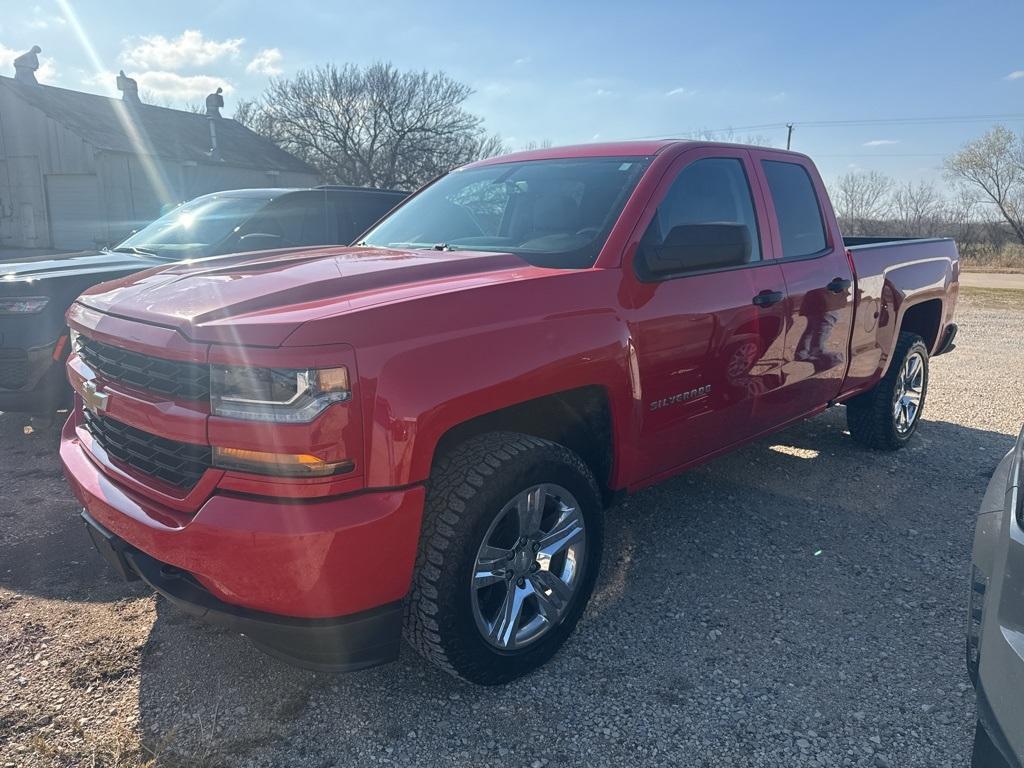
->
[404,432,603,685]
[846,331,929,450]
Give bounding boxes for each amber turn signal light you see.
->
[212,447,354,478]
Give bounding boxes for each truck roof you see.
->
[466,139,810,168]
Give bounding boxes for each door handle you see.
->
[752,289,784,308]
[827,277,852,293]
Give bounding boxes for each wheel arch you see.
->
[431,386,618,503]
[898,297,944,354]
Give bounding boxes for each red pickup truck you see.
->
[60,141,959,684]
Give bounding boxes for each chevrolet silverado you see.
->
[60,141,960,684]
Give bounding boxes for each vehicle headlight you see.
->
[69,328,81,353]
[210,365,351,423]
[0,296,49,314]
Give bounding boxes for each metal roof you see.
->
[0,76,316,175]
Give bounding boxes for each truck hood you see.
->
[0,250,161,290]
[76,245,546,346]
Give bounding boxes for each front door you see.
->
[626,149,788,481]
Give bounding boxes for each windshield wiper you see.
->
[110,245,159,257]
[432,243,454,251]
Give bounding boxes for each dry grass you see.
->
[958,242,1024,273]
[959,286,1024,310]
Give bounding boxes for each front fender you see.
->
[305,269,636,489]
[365,307,633,488]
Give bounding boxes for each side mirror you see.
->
[643,223,751,276]
[238,232,283,251]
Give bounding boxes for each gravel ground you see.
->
[1,290,1021,768]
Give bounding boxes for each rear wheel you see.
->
[846,332,929,450]
[404,432,603,685]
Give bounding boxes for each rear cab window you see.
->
[761,160,827,258]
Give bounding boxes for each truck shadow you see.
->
[132,407,1015,766]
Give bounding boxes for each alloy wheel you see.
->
[470,483,587,651]
[893,351,925,434]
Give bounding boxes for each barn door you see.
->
[45,174,101,250]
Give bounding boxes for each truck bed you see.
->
[840,236,960,399]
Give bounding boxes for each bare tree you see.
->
[945,125,1024,244]
[891,180,946,237]
[831,171,894,234]
[517,139,554,151]
[690,128,775,147]
[234,63,504,189]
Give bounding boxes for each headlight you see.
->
[210,365,351,422]
[69,328,81,353]
[0,296,49,314]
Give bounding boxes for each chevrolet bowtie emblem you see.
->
[80,379,109,413]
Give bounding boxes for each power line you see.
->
[633,111,1024,140]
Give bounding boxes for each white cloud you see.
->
[665,86,696,97]
[863,139,899,147]
[513,56,531,66]
[136,71,231,102]
[593,88,614,97]
[1006,70,1024,81]
[121,29,243,70]
[246,48,282,76]
[0,42,57,82]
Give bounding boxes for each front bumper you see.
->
[61,416,426,671]
[82,511,404,671]
[969,429,1024,768]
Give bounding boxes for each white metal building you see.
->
[0,76,318,250]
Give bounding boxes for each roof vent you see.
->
[205,87,224,118]
[116,70,141,104]
[13,46,42,85]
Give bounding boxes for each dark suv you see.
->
[0,186,406,415]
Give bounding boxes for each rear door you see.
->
[627,147,789,479]
[750,152,855,421]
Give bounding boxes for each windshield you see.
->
[115,194,271,260]
[361,156,651,268]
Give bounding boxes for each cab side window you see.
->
[761,160,827,258]
[244,193,328,247]
[637,157,761,280]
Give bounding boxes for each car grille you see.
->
[83,409,211,489]
[78,336,210,400]
[0,348,28,389]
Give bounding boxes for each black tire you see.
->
[846,331,929,450]
[404,431,604,685]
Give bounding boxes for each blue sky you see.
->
[2,0,1023,185]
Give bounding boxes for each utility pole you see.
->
[786,123,794,150]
